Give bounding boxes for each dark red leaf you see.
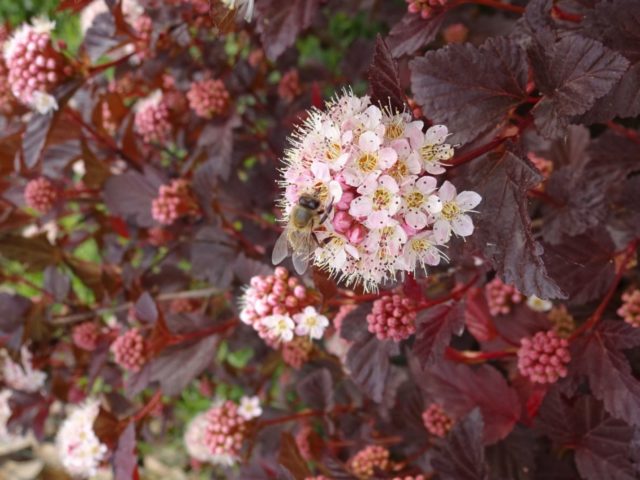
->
[0,234,61,272]
[431,409,489,480]
[368,35,406,113]
[410,37,528,145]
[296,368,334,412]
[113,422,137,480]
[346,335,397,403]
[464,287,498,343]
[103,168,164,228]
[413,301,465,366]
[387,12,445,58]
[277,432,312,479]
[190,226,236,289]
[0,293,31,335]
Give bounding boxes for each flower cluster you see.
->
[240,268,328,345]
[24,177,59,214]
[281,336,313,368]
[618,289,640,328]
[134,91,172,144]
[1,346,46,393]
[349,445,390,479]
[56,399,108,478]
[485,277,523,316]
[72,322,100,351]
[517,330,570,384]
[406,0,448,19]
[2,17,72,113]
[110,328,147,372]
[367,291,418,341]
[278,69,301,102]
[187,78,230,119]
[422,403,453,437]
[277,92,480,291]
[184,412,217,463]
[151,179,200,225]
[202,399,253,466]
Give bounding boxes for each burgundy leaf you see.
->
[410,37,528,145]
[387,12,445,58]
[529,35,629,138]
[277,432,312,479]
[113,422,137,480]
[0,234,60,272]
[468,150,565,300]
[464,287,498,343]
[103,168,163,228]
[255,0,320,60]
[413,301,465,366]
[22,112,55,169]
[0,293,31,335]
[485,426,537,480]
[431,408,489,480]
[421,359,521,444]
[133,292,159,324]
[346,335,396,403]
[190,226,236,289]
[570,320,640,427]
[43,266,70,302]
[368,35,406,113]
[296,368,334,412]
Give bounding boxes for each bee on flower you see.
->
[273,90,481,292]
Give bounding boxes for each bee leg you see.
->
[318,199,334,225]
[312,231,322,247]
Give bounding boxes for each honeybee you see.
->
[272,192,333,275]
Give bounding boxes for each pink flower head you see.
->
[485,277,523,316]
[24,177,59,214]
[110,328,147,372]
[350,175,402,229]
[349,445,390,479]
[151,179,200,225]
[281,336,313,368]
[422,403,453,437]
[406,0,448,18]
[72,322,100,351]
[618,289,640,328]
[367,292,417,341]
[517,330,571,384]
[407,124,454,175]
[134,91,172,144]
[187,78,230,119]
[203,400,248,465]
[432,180,482,243]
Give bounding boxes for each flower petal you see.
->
[349,196,372,217]
[378,175,399,193]
[425,194,443,214]
[433,219,451,243]
[425,125,449,144]
[438,181,457,201]
[416,175,437,194]
[456,191,482,210]
[378,147,398,169]
[405,210,427,230]
[359,131,381,152]
[451,214,474,237]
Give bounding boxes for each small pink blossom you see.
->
[422,403,453,437]
[432,180,482,243]
[24,177,59,214]
[517,330,571,384]
[110,328,147,372]
[349,445,390,479]
[618,289,640,328]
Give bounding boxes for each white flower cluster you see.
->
[55,399,108,478]
[263,306,330,343]
[1,346,46,393]
[277,91,481,291]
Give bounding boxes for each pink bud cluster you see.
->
[278,69,301,103]
[110,328,147,372]
[203,400,248,465]
[239,267,314,343]
[24,177,59,214]
[618,289,640,327]
[282,337,313,369]
[72,322,100,351]
[151,179,200,225]
[485,277,523,316]
[349,445,390,479]
[2,18,72,111]
[187,78,230,119]
[0,55,14,113]
[134,91,172,144]
[367,292,417,341]
[406,0,448,19]
[517,330,570,384]
[133,15,153,59]
[421,403,453,437]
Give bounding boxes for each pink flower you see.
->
[367,292,417,341]
[349,445,390,479]
[151,179,200,225]
[517,330,571,384]
[485,277,523,316]
[432,180,482,243]
[187,78,230,119]
[293,306,329,339]
[24,177,59,214]
[618,289,640,327]
[399,175,442,230]
[422,403,453,437]
[134,91,172,144]
[407,124,454,175]
[281,337,313,368]
[400,231,446,271]
[110,328,147,372]
[203,400,248,465]
[349,175,402,229]
[72,322,100,351]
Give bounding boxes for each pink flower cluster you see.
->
[278,69,301,103]
[72,322,100,351]
[618,289,640,328]
[349,445,390,479]
[203,400,248,465]
[406,0,448,19]
[281,337,313,368]
[239,267,314,344]
[485,277,523,316]
[277,92,480,291]
[517,330,570,384]
[133,15,153,59]
[187,78,230,119]
[110,328,147,372]
[421,403,453,437]
[134,91,172,144]
[151,179,200,225]
[2,17,71,113]
[367,292,417,341]
[24,177,59,214]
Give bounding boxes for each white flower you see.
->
[1,346,46,393]
[238,396,262,420]
[221,0,255,21]
[135,89,163,112]
[527,295,553,312]
[56,399,108,478]
[184,412,215,463]
[30,91,58,114]
[407,125,454,175]
[349,175,402,229]
[293,306,330,339]
[400,176,442,230]
[261,314,295,342]
[31,16,56,34]
[432,181,482,243]
[400,231,447,272]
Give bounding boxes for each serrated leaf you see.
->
[368,35,406,113]
[278,432,312,479]
[346,335,396,403]
[529,35,629,138]
[82,11,130,62]
[431,409,489,480]
[413,301,465,366]
[410,36,528,145]
[103,168,163,228]
[255,0,320,60]
[190,226,236,289]
[421,359,521,444]
[296,368,334,411]
[570,321,640,427]
[468,150,565,300]
[387,12,445,58]
[113,422,137,480]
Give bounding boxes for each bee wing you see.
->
[291,230,316,275]
[292,250,310,275]
[271,230,290,266]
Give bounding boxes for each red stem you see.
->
[133,391,162,423]
[88,51,137,76]
[551,5,583,23]
[570,240,638,339]
[256,404,353,429]
[417,272,480,311]
[607,121,640,146]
